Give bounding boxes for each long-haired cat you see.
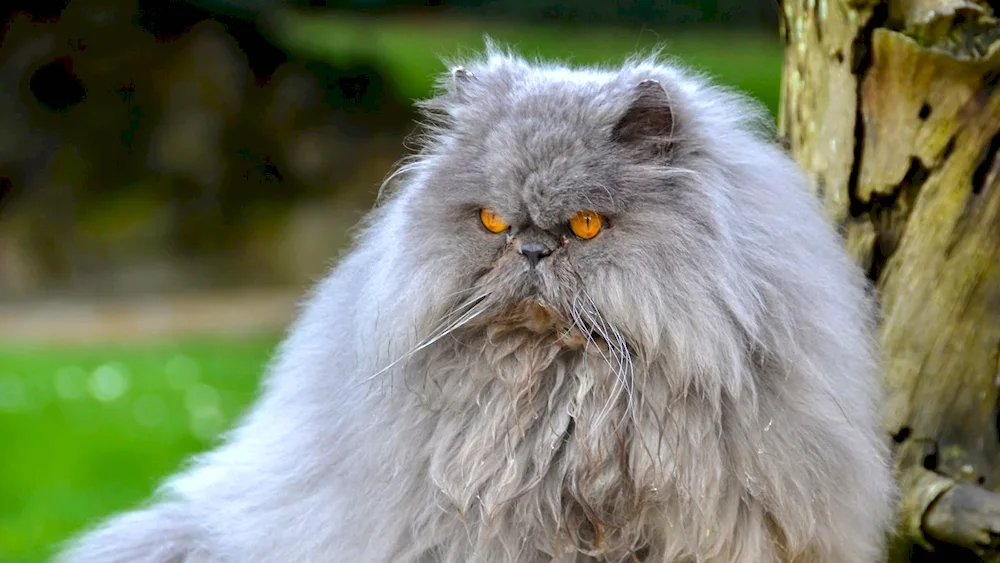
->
[56,44,896,563]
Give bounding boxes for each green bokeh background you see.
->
[266,12,784,116]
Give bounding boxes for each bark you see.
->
[778,0,1000,561]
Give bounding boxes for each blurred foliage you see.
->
[190,0,779,28]
[266,10,784,114]
[0,335,279,562]
[0,0,783,301]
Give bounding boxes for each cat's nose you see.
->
[519,242,552,267]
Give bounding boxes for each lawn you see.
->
[0,335,280,562]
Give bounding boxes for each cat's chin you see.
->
[471,262,594,349]
[486,298,592,350]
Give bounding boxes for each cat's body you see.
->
[57,46,896,563]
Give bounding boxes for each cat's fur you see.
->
[56,45,896,563]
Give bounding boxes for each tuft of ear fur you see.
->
[451,66,474,100]
[611,79,675,153]
[414,64,482,131]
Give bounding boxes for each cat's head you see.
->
[378,45,783,376]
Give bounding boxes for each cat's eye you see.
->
[479,208,509,233]
[569,211,603,240]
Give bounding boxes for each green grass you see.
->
[0,335,280,562]
[268,12,785,117]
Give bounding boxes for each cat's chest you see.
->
[421,342,634,489]
[399,333,673,559]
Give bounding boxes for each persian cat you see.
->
[57,45,896,562]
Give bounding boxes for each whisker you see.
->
[374,156,426,206]
[579,290,637,428]
[570,292,629,427]
[360,292,492,385]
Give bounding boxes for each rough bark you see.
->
[778,0,1000,561]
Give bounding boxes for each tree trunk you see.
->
[778,0,1000,561]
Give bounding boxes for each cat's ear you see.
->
[451,66,475,101]
[416,65,477,124]
[611,79,675,152]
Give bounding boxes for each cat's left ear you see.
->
[450,66,475,101]
[611,79,675,152]
[417,65,477,123]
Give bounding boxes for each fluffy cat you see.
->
[56,44,896,563]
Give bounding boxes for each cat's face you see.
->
[397,61,729,362]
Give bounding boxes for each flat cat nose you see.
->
[519,242,552,266]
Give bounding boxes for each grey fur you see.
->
[56,44,897,563]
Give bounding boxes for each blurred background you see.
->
[0,0,781,560]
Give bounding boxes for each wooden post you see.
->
[779,0,1000,560]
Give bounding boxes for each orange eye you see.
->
[569,210,603,240]
[479,208,509,233]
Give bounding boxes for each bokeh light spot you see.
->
[184,383,224,441]
[184,383,219,415]
[88,363,130,402]
[189,406,226,441]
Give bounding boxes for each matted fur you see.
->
[56,44,897,563]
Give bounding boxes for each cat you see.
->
[56,43,897,563]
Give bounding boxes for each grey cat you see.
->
[56,44,897,563]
